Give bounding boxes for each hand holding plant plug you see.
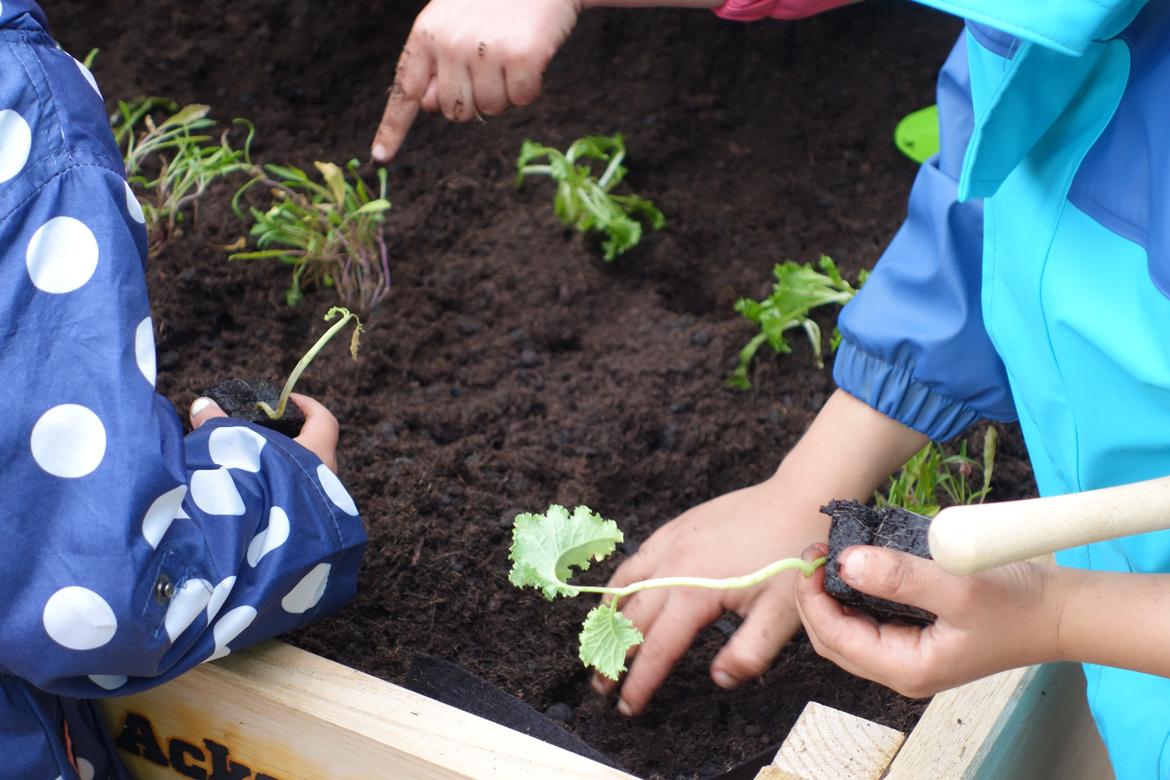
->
[794,542,1061,698]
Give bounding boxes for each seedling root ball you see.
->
[822,499,936,626]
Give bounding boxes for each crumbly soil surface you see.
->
[52,2,1037,777]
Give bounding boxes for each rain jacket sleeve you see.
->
[832,37,1016,440]
[713,0,856,21]
[0,8,366,701]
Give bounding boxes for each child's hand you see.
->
[794,543,1063,697]
[372,0,583,162]
[591,477,831,716]
[191,393,340,473]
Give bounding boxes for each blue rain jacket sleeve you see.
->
[0,4,366,704]
[832,37,1016,440]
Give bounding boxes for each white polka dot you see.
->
[124,180,145,224]
[0,109,32,184]
[77,757,95,780]
[31,404,106,478]
[142,485,186,548]
[175,504,191,520]
[316,464,358,516]
[189,468,245,516]
[209,426,267,472]
[43,587,117,650]
[207,605,256,661]
[135,317,156,386]
[282,563,331,614]
[26,216,99,294]
[247,506,290,567]
[72,55,102,97]
[89,674,127,691]
[164,578,212,642]
[206,576,236,622]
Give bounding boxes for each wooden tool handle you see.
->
[928,475,1170,575]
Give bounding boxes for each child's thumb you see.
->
[190,397,226,430]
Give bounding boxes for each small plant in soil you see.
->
[112,98,253,251]
[231,159,392,315]
[516,134,665,261]
[823,426,999,624]
[728,255,864,389]
[508,505,824,680]
[205,306,363,437]
[877,426,997,517]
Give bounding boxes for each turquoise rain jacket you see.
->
[834,1,1170,776]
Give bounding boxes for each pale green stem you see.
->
[257,307,361,420]
[567,556,827,606]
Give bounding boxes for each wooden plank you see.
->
[98,641,635,780]
[756,701,905,780]
[885,662,1112,780]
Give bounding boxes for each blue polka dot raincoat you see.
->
[0,3,367,776]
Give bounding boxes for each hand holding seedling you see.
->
[794,542,1060,698]
[190,393,340,473]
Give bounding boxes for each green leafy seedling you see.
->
[516,134,664,261]
[259,306,363,422]
[729,255,864,389]
[112,98,253,250]
[232,159,392,315]
[508,505,824,680]
[878,426,998,516]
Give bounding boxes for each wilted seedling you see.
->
[232,160,392,316]
[508,505,824,680]
[112,97,253,250]
[516,134,664,261]
[205,307,363,437]
[728,255,864,389]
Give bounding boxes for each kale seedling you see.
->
[508,505,824,680]
[205,306,363,437]
[232,159,392,316]
[516,134,664,261]
[728,255,864,389]
[112,98,253,251]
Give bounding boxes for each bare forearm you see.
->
[1055,567,1170,677]
[772,389,930,514]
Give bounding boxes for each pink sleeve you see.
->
[713,0,856,21]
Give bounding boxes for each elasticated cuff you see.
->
[833,338,986,441]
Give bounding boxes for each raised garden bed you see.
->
[55,0,1043,777]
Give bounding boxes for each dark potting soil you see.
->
[51,2,1039,777]
[822,500,936,625]
[204,377,306,438]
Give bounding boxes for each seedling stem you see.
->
[258,306,363,420]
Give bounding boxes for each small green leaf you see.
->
[508,505,623,600]
[579,604,643,681]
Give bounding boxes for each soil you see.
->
[204,377,305,437]
[51,1,1039,777]
[823,500,936,625]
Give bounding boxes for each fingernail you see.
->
[191,397,212,416]
[801,544,819,562]
[712,670,738,689]
[839,549,868,584]
[372,144,388,162]
[591,676,606,695]
[616,699,633,717]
